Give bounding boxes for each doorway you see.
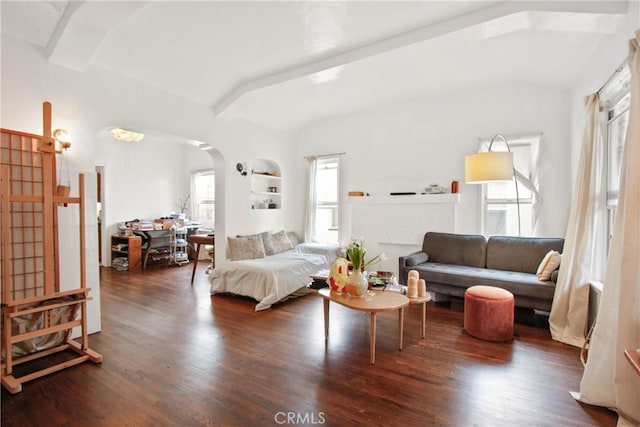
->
[95,165,105,265]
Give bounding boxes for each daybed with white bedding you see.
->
[208,231,341,311]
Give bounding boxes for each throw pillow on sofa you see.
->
[228,234,266,261]
[537,250,561,280]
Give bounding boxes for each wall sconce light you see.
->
[110,128,144,142]
[53,128,72,152]
[236,162,247,176]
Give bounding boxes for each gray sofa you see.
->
[398,232,564,312]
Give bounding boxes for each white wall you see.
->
[57,171,101,335]
[96,133,190,258]
[1,35,297,332]
[293,81,573,256]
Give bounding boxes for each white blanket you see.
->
[295,242,343,261]
[209,250,330,311]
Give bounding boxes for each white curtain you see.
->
[335,155,342,245]
[549,94,603,347]
[576,30,640,426]
[303,157,318,243]
[190,172,199,221]
[529,134,543,235]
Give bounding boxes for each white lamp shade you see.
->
[465,151,514,183]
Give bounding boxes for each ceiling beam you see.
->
[45,1,149,72]
[213,0,628,116]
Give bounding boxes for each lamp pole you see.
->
[488,134,521,237]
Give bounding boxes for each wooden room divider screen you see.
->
[0,102,102,394]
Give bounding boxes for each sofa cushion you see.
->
[405,252,429,266]
[422,232,487,268]
[486,236,564,274]
[410,262,557,301]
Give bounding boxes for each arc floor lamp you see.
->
[465,134,522,236]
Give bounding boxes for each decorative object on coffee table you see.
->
[406,269,419,297]
[345,268,368,297]
[345,239,385,297]
[327,258,348,293]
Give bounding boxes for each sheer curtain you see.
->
[303,157,318,243]
[576,30,640,426]
[190,172,199,222]
[549,94,603,347]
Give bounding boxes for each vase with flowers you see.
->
[345,239,385,297]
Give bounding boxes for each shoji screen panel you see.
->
[1,130,46,301]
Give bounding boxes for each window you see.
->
[307,157,339,244]
[605,92,630,249]
[191,170,215,229]
[480,135,541,237]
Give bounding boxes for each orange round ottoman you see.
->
[464,285,514,341]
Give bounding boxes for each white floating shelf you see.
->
[251,191,282,196]
[251,173,281,180]
[348,193,460,205]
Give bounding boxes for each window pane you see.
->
[312,157,339,244]
[314,207,338,244]
[607,105,629,206]
[198,203,215,227]
[197,173,215,201]
[485,203,533,237]
[315,160,337,203]
[485,144,532,200]
[194,172,215,228]
[482,136,538,237]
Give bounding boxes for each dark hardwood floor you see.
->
[2,263,617,426]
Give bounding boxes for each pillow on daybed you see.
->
[258,231,277,256]
[228,234,266,261]
[271,230,294,253]
[537,250,561,280]
[286,231,300,246]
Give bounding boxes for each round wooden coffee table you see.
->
[315,287,409,364]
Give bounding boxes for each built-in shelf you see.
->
[250,159,282,210]
[251,191,282,196]
[348,193,460,205]
[252,173,281,180]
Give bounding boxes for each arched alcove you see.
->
[95,127,225,269]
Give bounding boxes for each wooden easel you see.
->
[1,102,102,394]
